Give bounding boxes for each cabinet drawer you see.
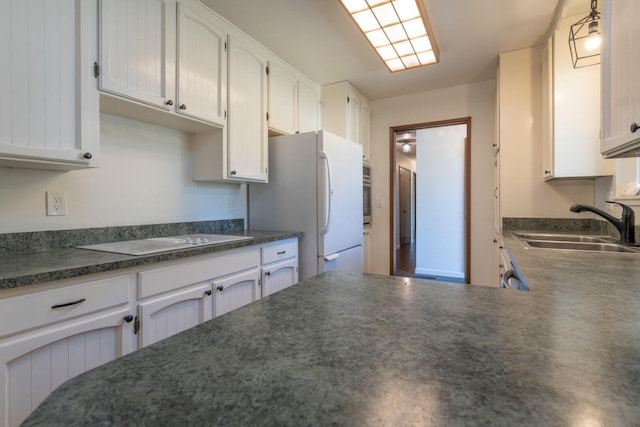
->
[262,239,298,265]
[138,248,260,299]
[0,275,130,339]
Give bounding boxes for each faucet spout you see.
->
[569,202,636,245]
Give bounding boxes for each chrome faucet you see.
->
[570,201,636,245]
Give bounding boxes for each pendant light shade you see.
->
[568,0,601,68]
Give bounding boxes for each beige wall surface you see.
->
[370,80,497,286]
[0,114,246,233]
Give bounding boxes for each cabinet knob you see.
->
[265,271,271,276]
[493,238,498,243]
[83,152,92,160]
[544,170,551,174]
[179,104,187,110]
[165,100,174,106]
[216,285,224,292]
[230,170,237,176]
[123,315,134,323]
[204,290,212,296]
[631,122,640,133]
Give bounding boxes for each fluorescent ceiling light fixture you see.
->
[339,0,440,72]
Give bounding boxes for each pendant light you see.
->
[568,0,601,68]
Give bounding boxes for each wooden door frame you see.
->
[389,117,472,283]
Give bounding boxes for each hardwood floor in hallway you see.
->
[394,241,416,278]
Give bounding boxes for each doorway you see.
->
[390,118,471,283]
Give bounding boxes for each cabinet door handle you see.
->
[179,104,187,110]
[51,298,86,309]
[165,99,174,106]
[216,285,224,292]
[204,290,212,296]
[631,122,639,133]
[277,250,286,255]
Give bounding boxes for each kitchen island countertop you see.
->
[22,234,640,425]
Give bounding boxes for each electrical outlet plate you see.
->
[46,191,66,216]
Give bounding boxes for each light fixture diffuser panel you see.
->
[339,0,439,72]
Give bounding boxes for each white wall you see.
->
[370,80,496,286]
[0,114,246,233]
[415,125,466,280]
[499,47,595,219]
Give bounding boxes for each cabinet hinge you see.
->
[266,66,269,76]
[224,41,227,51]
[133,316,140,335]
[258,279,261,287]
[93,62,100,78]
[347,96,350,103]
[266,112,269,121]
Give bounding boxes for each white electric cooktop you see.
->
[77,234,254,256]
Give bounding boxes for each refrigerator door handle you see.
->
[319,151,332,235]
[324,253,339,261]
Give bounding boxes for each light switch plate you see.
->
[46,191,66,216]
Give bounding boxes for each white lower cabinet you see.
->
[0,237,298,424]
[261,239,299,297]
[0,275,133,427]
[262,258,298,298]
[137,282,213,347]
[213,268,261,317]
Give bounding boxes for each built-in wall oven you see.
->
[363,161,372,225]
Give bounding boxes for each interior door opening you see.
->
[390,118,471,284]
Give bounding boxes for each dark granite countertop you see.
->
[22,231,640,426]
[0,230,301,291]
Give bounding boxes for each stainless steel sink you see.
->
[513,232,610,243]
[512,232,640,254]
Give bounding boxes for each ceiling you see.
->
[201,0,563,100]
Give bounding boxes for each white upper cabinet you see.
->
[541,19,613,179]
[98,0,227,130]
[268,59,321,135]
[601,0,640,158]
[268,61,298,135]
[176,3,227,126]
[321,81,370,160]
[99,0,176,109]
[297,76,322,134]
[227,34,268,182]
[0,0,99,170]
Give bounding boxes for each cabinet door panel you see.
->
[298,79,321,133]
[0,309,132,427]
[177,4,226,125]
[228,36,268,181]
[347,91,361,144]
[0,0,98,168]
[262,258,298,298]
[601,0,640,155]
[99,0,176,108]
[214,268,260,317]
[138,283,212,347]
[268,62,298,134]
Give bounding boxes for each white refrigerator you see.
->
[249,130,363,281]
